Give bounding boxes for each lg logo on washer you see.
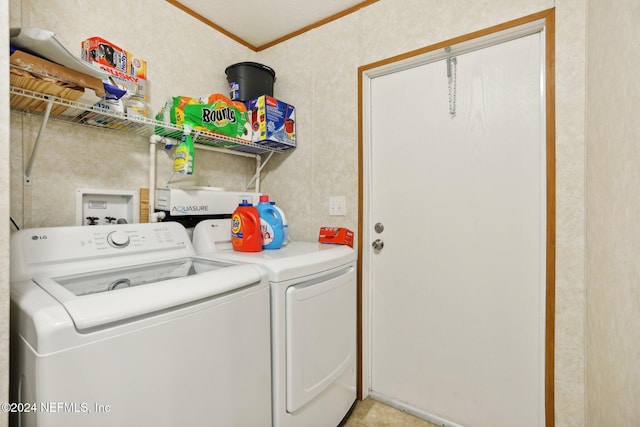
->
[31,235,47,240]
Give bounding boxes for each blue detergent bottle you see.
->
[270,201,288,246]
[257,195,284,249]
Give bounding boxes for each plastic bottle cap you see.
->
[259,195,270,203]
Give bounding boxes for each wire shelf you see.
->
[10,85,284,154]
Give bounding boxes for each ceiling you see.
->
[167,0,379,51]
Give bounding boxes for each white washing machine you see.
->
[10,222,272,427]
[193,219,357,427]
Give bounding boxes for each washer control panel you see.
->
[13,222,192,271]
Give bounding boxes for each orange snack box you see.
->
[82,37,147,80]
[318,227,354,247]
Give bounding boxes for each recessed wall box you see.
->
[76,189,139,226]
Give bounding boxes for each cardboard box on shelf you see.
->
[10,67,84,115]
[10,50,105,97]
[126,51,147,80]
[9,50,107,115]
[245,95,296,150]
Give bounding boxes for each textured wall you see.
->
[586,1,640,425]
[6,1,590,426]
[1,0,10,424]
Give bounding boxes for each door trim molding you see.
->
[357,8,556,426]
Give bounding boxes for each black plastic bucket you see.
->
[225,62,276,102]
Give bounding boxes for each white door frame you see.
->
[357,9,556,426]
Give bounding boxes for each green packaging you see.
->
[183,100,248,138]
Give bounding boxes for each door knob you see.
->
[372,239,384,250]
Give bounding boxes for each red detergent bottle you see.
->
[231,199,262,252]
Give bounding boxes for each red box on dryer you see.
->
[318,227,354,247]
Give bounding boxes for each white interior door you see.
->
[365,29,546,427]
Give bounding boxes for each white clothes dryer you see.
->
[10,222,272,427]
[193,219,357,427]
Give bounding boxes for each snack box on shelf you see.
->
[81,36,148,100]
[81,35,147,79]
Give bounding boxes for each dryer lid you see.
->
[201,241,355,283]
[193,219,356,282]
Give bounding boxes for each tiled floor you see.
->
[343,399,440,427]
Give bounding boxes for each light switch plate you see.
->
[329,196,346,216]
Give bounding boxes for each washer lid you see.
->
[43,258,206,296]
[33,258,264,331]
